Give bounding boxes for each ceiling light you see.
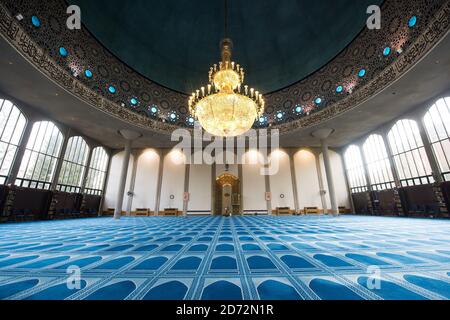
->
[31,16,40,28]
[188,1,264,137]
[59,47,68,57]
[108,85,116,94]
[408,16,417,28]
[188,39,264,137]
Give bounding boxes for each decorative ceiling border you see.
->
[0,0,449,136]
[272,0,450,135]
[0,1,181,135]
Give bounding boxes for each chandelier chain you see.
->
[224,0,228,38]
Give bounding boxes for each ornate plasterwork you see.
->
[0,0,449,136]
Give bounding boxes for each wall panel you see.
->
[104,151,133,211]
[188,164,212,214]
[242,151,266,212]
[159,150,185,210]
[319,150,351,209]
[132,149,159,211]
[294,150,323,209]
[269,150,294,209]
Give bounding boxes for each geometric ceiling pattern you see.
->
[0,0,449,136]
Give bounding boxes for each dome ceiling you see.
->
[72,0,382,94]
[0,0,449,138]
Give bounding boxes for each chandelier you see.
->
[188,38,264,137]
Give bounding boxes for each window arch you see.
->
[387,119,432,186]
[57,136,90,193]
[423,97,450,181]
[16,121,64,189]
[344,145,367,193]
[0,99,27,184]
[363,134,395,190]
[85,147,109,195]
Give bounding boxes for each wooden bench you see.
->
[274,207,293,216]
[304,207,320,214]
[339,206,351,214]
[161,208,182,216]
[103,208,126,216]
[103,208,115,216]
[132,208,153,217]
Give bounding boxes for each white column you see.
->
[211,162,216,215]
[380,132,402,188]
[125,150,141,216]
[154,149,166,215]
[315,150,328,211]
[264,166,272,215]
[51,127,71,190]
[80,146,93,194]
[313,128,338,215]
[98,150,112,216]
[183,163,190,215]
[339,150,356,213]
[238,164,243,215]
[288,149,300,213]
[114,130,141,220]
[6,120,33,185]
[417,119,443,183]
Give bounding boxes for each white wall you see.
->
[103,147,351,215]
[269,150,294,209]
[159,149,185,210]
[104,151,134,211]
[188,164,212,213]
[242,151,266,212]
[294,150,323,209]
[319,150,351,209]
[132,149,159,211]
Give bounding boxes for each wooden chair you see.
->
[339,206,351,214]
[162,208,179,216]
[133,208,152,217]
[275,207,292,216]
[304,207,320,214]
[103,208,114,216]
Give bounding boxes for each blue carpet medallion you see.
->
[0,215,449,300]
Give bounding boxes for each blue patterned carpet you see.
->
[0,215,449,300]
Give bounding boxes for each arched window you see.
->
[57,136,90,193]
[387,119,432,186]
[363,134,395,190]
[344,145,367,193]
[85,147,109,195]
[423,97,450,181]
[0,99,27,184]
[16,121,64,189]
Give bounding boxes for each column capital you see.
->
[311,128,335,141]
[118,129,142,141]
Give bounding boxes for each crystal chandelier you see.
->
[188,2,264,137]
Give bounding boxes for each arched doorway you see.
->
[215,173,241,216]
